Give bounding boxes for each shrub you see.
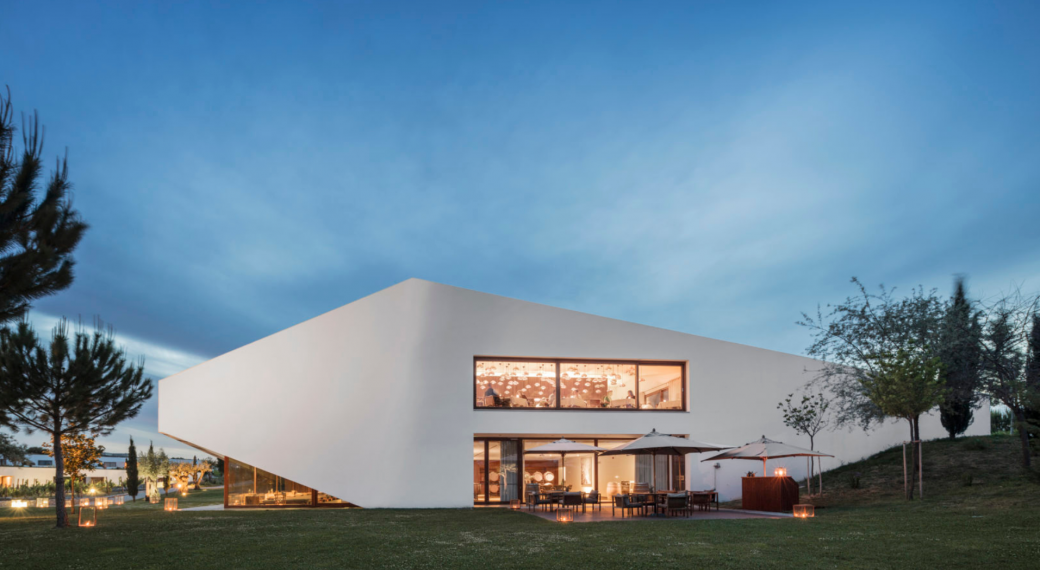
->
[849,472,862,489]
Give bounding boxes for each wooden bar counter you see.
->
[741,476,798,512]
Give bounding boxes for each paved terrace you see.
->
[484,505,791,522]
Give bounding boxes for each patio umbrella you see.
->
[701,435,833,479]
[523,439,605,486]
[599,429,732,492]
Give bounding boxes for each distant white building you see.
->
[0,452,129,488]
[159,278,990,509]
[2,453,128,470]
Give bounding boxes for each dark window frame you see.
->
[473,356,687,412]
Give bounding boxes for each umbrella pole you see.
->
[652,453,656,492]
[762,458,767,477]
[819,457,823,496]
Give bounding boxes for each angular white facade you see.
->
[159,278,989,508]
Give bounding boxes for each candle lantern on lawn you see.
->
[96,497,109,510]
[36,498,49,508]
[773,467,787,477]
[78,507,97,527]
[113,496,124,506]
[510,499,521,510]
[556,508,574,523]
[11,500,28,508]
[164,498,178,511]
[793,504,814,518]
[79,497,91,507]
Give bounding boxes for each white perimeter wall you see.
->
[159,279,989,507]
[0,467,127,486]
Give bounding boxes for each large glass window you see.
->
[225,456,354,508]
[475,358,684,411]
[597,439,636,498]
[475,360,557,408]
[637,364,684,410]
[475,436,683,506]
[523,438,597,493]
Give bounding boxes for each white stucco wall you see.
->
[159,278,989,507]
[0,467,127,486]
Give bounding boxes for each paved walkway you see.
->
[182,504,225,511]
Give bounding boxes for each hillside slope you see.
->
[812,434,1039,509]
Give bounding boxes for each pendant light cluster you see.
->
[476,361,636,404]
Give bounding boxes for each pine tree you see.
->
[0,88,88,324]
[126,437,140,501]
[0,319,152,528]
[938,278,983,438]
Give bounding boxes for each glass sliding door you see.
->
[473,441,486,502]
[474,439,520,504]
[488,441,519,503]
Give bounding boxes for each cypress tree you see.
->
[126,437,139,501]
[938,277,982,438]
[1023,313,1040,449]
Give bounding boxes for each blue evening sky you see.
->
[2,1,1039,457]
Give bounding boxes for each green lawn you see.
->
[1,436,1039,569]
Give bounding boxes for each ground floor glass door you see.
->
[474,439,520,504]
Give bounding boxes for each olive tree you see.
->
[798,278,946,431]
[777,391,831,495]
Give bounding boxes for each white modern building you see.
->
[159,278,989,509]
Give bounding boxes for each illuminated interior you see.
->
[473,437,685,505]
[225,456,355,508]
[474,359,685,410]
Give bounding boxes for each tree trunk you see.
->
[906,420,917,501]
[53,432,68,528]
[1014,409,1032,468]
[808,436,815,496]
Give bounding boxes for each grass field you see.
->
[1,435,1038,569]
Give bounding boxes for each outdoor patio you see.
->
[511,505,789,523]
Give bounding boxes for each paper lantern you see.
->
[164,498,178,511]
[556,508,573,523]
[793,504,815,518]
[78,507,97,527]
